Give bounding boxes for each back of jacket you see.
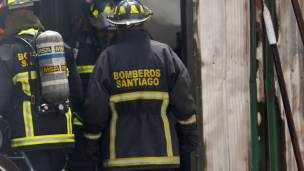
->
[84,30,197,171]
[0,29,83,152]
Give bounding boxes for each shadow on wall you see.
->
[147,18,180,49]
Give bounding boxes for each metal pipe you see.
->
[7,157,25,160]
[263,3,304,171]
[290,0,304,45]
[19,151,35,171]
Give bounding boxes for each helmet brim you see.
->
[0,0,41,27]
[107,15,152,25]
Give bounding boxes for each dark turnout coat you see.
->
[0,29,83,152]
[65,30,102,128]
[84,30,197,171]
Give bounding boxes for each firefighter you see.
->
[0,0,83,170]
[65,0,116,170]
[83,0,200,170]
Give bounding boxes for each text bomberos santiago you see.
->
[113,69,161,88]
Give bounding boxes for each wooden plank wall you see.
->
[197,0,251,170]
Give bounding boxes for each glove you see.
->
[180,127,200,155]
[85,139,99,164]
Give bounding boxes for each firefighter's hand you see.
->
[180,127,200,155]
[85,140,99,164]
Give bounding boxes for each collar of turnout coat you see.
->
[3,10,44,39]
[117,29,151,44]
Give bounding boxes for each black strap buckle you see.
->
[31,95,35,105]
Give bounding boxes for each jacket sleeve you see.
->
[0,45,13,120]
[167,46,197,131]
[83,50,111,140]
[64,44,83,113]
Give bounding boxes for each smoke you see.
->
[139,0,181,26]
[139,0,181,48]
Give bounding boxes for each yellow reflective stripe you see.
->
[103,156,180,167]
[21,80,30,96]
[109,103,118,159]
[74,118,83,126]
[140,5,144,13]
[178,114,197,125]
[161,99,173,156]
[109,91,173,158]
[130,5,139,13]
[12,71,37,84]
[11,134,74,147]
[84,132,102,140]
[23,101,34,137]
[11,139,74,147]
[65,108,72,134]
[12,71,37,96]
[110,91,169,103]
[77,65,95,74]
[90,3,94,11]
[18,28,38,36]
[93,10,99,18]
[8,0,15,5]
[104,6,111,13]
[118,6,126,15]
[114,6,118,14]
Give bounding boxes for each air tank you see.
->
[36,31,69,105]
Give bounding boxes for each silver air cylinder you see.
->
[36,31,69,105]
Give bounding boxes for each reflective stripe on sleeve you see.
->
[178,114,197,125]
[77,65,95,74]
[11,134,74,147]
[103,156,180,167]
[84,132,102,140]
[110,91,169,103]
[74,118,83,126]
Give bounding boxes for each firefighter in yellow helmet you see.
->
[83,0,199,170]
[65,0,117,170]
[0,0,82,170]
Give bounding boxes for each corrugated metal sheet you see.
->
[198,0,251,170]
[275,0,304,170]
